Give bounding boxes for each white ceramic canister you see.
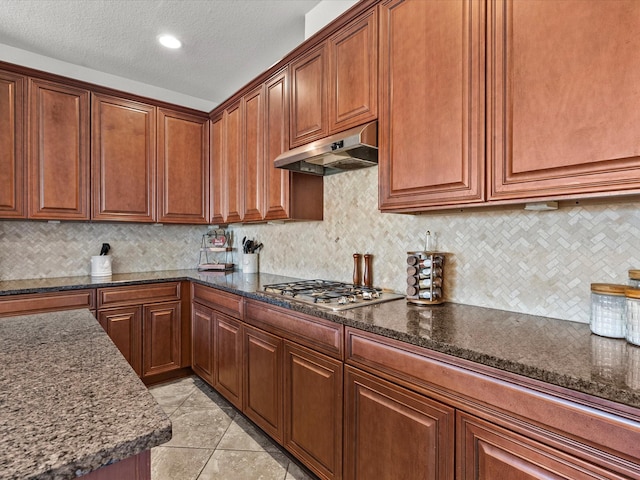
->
[242,253,259,274]
[625,288,640,346]
[590,283,626,338]
[91,255,112,277]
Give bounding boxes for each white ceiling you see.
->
[0,0,324,111]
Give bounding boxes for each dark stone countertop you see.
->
[2,269,639,411]
[0,308,172,480]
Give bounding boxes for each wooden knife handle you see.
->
[353,253,363,286]
[363,254,373,288]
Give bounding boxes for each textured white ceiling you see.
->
[0,0,322,110]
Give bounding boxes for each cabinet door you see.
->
[0,70,25,218]
[328,8,378,133]
[488,0,640,201]
[157,109,209,224]
[191,302,214,385]
[92,93,156,222]
[457,412,627,480]
[242,85,264,222]
[98,306,142,377]
[28,78,90,220]
[264,68,324,222]
[284,341,343,480]
[214,313,243,409]
[243,324,283,443]
[378,0,485,211]
[343,366,454,480]
[143,301,181,378]
[210,113,225,224]
[224,101,243,223]
[290,43,329,148]
[264,69,293,221]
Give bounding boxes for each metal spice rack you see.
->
[406,251,445,305]
[197,229,234,271]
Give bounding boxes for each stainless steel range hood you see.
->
[274,121,377,176]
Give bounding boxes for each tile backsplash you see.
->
[232,167,640,323]
[1,167,638,323]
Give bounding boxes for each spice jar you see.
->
[629,269,640,288]
[625,288,640,346]
[590,283,627,338]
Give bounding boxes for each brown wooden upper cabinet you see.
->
[379,0,640,213]
[157,108,210,224]
[0,69,25,218]
[378,0,486,212]
[264,69,292,221]
[289,43,329,148]
[487,0,640,201]
[243,85,266,222]
[91,92,156,222]
[263,68,324,223]
[224,101,244,223]
[210,67,323,225]
[28,78,90,220]
[290,7,378,149]
[328,7,378,133]
[210,113,225,224]
[210,101,244,224]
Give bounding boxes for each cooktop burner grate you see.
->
[262,279,403,311]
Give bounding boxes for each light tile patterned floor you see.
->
[149,376,318,480]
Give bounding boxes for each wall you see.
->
[305,0,359,39]
[0,221,207,279]
[1,168,638,323]
[228,167,640,324]
[0,43,215,111]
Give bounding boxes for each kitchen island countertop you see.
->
[1,269,639,410]
[0,309,172,479]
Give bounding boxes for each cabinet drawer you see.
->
[192,283,243,319]
[245,300,343,360]
[345,327,640,469]
[97,282,180,308]
[456,412,630,480]
[0,289,95,317]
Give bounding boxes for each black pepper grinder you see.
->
[363,254,373,288]
[353,253,363,285]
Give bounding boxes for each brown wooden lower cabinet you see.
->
[97,306,142,377]
[186,292,640,480]
[243,324,284,443]
[83,449,151,480]
[343,365,455,480]
[191,302,214,385]
[191,283,244,408]
[214,312,243,409]
[142,301,181,377]
[284,341,343,480]
[0,289,95,317]
[456,412,628,480]
[97,283,185,382]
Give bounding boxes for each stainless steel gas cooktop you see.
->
[262,279,404,311]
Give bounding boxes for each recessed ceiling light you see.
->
[158,35,182,49]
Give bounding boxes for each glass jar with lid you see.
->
[629,269,640,288]
[590,283,627,338]
[625,288,640,346]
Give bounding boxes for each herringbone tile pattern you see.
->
[231,168,640,323]
[1,167,638,323]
